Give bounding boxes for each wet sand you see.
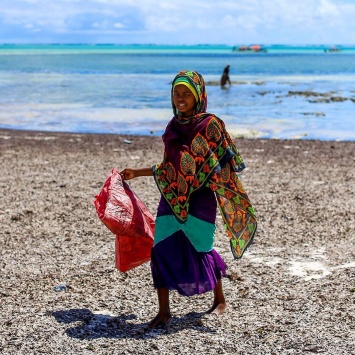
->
[0,129,354,354]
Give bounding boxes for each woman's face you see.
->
[172,84,196,117]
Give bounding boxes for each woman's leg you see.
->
[207,279,227,315]
[148,287,172,328]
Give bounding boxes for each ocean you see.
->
[0,44,354,141]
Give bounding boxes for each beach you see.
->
[1,128,354,354]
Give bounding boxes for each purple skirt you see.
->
[150,186,227,297]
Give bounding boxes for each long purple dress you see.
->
[150,186,227,297]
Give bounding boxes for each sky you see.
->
[1,0,355,45]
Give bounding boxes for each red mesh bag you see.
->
[94,168,155,272]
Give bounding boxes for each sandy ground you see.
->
[0,129,354,354]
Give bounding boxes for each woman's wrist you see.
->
[135,167,153,177]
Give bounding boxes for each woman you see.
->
[121,70,257,328]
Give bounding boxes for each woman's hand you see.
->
[120,169,136,180]
[120,167,153,180]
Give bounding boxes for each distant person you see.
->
[221,65,231,88]
[121,70,257,328]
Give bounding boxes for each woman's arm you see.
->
[120,167,153,180]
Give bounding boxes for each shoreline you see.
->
[1,129,354,354]
[1,126,354,143]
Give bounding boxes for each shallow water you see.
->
[0,44,354,140]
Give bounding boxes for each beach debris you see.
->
[287,90,332,98]
[287,90,351,103]
[123,139,132,144]
[227,271,244,282]
[252,81,266,85]
[54,284,68,292]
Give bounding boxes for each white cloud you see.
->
[0,0,354,44]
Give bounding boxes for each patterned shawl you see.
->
[153,70,257,259]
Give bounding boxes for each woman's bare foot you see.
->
[207,302,227,315]
[207,279,226,315]
[148,312,172,328]
[148,288,171,328]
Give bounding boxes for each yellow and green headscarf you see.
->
[171,71,207,119]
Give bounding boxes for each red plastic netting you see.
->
[94,168,155,272]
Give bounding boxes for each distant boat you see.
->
[324,46,341,53]
[233,45,267,53]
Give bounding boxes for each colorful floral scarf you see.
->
[153,71,257,259]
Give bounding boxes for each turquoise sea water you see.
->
[0,44,354,140]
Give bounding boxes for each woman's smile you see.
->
[173,84,196,117]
